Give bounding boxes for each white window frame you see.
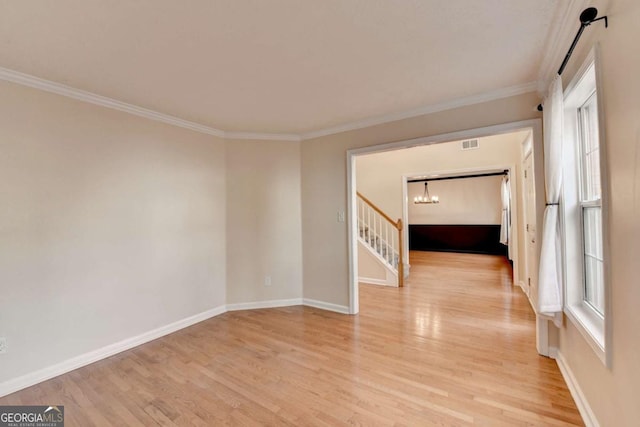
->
[560,46,611,367]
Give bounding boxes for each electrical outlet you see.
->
[0,337,7,354]
[337,211,345,222]
[264,275,272,287]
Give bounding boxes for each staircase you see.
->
[359,224,400,269]
[357,192,404,287]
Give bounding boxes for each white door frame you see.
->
[347,118,550,356]
[521,147,535,298]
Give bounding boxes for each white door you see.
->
[523,153,537,300]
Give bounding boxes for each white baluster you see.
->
[377,211,380,252]
[372,211,376,250]
[385,222,389,263]
[358,199,362,237]
[388,223,393,265]
[366,206,370,244]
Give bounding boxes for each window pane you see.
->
[583,206,604,315]
[585,149,601,199]
[583,206,603,260]
[579,93,601,201]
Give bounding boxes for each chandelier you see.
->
[414,182,439,204]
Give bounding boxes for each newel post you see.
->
[397,219,404,287]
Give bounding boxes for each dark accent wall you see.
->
[409,224,507,255]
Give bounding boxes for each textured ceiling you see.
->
[0,1,560,134]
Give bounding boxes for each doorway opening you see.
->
[347,119,549,355]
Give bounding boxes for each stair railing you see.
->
[356,192,404,287]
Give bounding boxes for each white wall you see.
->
[355,133,525,222]
[357,243,394,285]
[0,81,227,384]
[226,140,303,304]
[552,0,640,425]
[407,175,503,225]
[0,81,306,392]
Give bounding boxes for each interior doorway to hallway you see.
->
[347,119,550,356]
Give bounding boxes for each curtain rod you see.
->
[408,170,508,183]
[537,7,608,112]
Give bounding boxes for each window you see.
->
[578,92,604,315]
[561,49,609,366]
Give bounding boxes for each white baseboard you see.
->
[519,280,538,316]
[555,350,600,427]
[0,305,227,398]
[225,298,350,315]
[358,277,396,287]
[226,298,303,311]
[225,297,350,315]
[0,296,354,398]
[518,280,528,294]
[303,298,351,314]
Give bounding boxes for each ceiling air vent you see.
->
[461,139,479,150]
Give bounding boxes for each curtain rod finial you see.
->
[580,7,599,24]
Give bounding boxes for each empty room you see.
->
[1,1,638,426]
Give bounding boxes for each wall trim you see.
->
[555,350,600,427]
[0,296,354,397]
[300,82,538,140]
[0,67,228,138]
[225,298,350,314]
[0,66,538,142]
[537,0,591,94]
[0,305,227,398]
[224,131,301,142]
[518,280,526,290]
[303,298,351,314]
[226,298,303,311]
[358,277,396,287]
[0,67,302,142]
[518,280,530,297]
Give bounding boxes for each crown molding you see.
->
[224,131,300,142]
[0,66,228,138]
[0,66,302,141]
[299,81,538,140]
[1,66,539,142]
[537,0,591,95]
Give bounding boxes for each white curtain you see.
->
[499,175,512,260]
[538,75,564,327]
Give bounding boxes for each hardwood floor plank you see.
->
[0,251,582,425]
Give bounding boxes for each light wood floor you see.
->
[0,251,582,426]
